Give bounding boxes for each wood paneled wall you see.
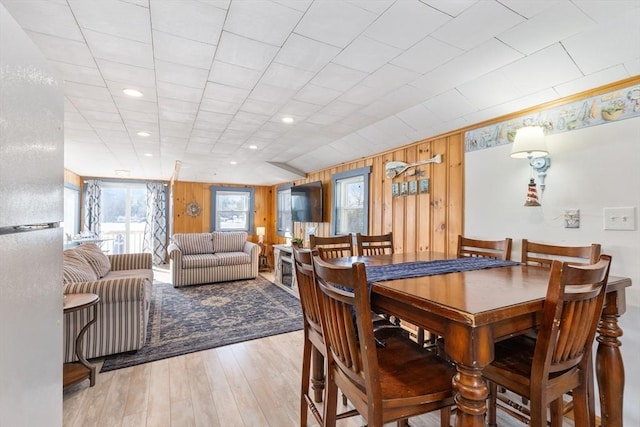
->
[171,181,273,243]
[64,168,82,188]
[276,132,464,256]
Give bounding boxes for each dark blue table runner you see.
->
[365,257,521,284]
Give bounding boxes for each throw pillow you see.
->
[63,250,98,284]
[74,243,111,278]
[173,233,214,255]
[213,231,247,253]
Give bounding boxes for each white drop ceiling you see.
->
[3,0,639,185]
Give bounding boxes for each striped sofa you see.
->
[168,231,259,288]
[62,244,153,363]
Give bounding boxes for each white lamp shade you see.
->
[510,126,548,158]
[256,226,265,236]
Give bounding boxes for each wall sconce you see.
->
[511,126,551,195]
[256,226,265,243]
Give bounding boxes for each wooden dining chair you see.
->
[311,253,455,427]
[521,239,601,267]
[356,232,394,256]
[484,255,612,427]
[309,233,354,259]
[457,235,512,260]
[291,243,358,426]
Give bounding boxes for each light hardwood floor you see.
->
[64,268,627,426]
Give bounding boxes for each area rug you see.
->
[101,277,302,372]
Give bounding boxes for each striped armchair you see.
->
[63,246,153,363]
[168,231,259,287]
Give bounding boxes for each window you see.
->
[332,167,371,235]
[211,186,254,232]
[276,184,292,237]
[99,182,147,253]
[63,184,80,239]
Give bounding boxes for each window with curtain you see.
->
[210,186,254,232]
[276,184,292,237]
[332,167,371,235]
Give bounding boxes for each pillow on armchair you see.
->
[213,231,247,252]
[63,250,98,284]
[173,233,214,255]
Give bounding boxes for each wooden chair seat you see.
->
[484,255,612,427]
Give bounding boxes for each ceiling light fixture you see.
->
[137,131,150,137]
[230,161,237,165]
[144,153,153,157]
[115,169,130,177]
[123,88,143,97]
[249,145,258,150]
[281,116,294,124]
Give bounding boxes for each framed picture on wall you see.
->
[419,178,430,194]
[391,182,399,197]
[409,180,417,195]
[400,182,408,196]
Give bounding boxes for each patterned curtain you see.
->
[144,182,167,265]
[84,180,102,235]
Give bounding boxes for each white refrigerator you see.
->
[0,5,64,426]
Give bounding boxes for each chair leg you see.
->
[550,398,563,427]
[300,337,312,427]
[440,407,451,427]
[487,381,497,427]
[529,395,546,427]
[323,369,339,427]
[571,383,591,427]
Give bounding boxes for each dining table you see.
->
[324,252,631,427]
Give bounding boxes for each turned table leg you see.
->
[453,364,489,427]
[311,347,325,403]
[596,291,625,427]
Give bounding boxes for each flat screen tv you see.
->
[291,181,323,222]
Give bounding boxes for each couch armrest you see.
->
[168,243,182,259]
[244,241,259,260]
[64,277,149,304]
[108,252,152,271]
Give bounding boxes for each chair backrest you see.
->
[457,235,513,260]
[312,253,381,406]
[291,243,323,345]
[356,232,394,256]
[533,255,611,379]
[309,234,354,259]
[521,239,601,268]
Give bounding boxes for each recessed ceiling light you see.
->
[249,145,258,150]
[137,131,150,137]
[115,169,130,177]
[281,116,294,124]
[230,161,237,165]
[144,153,153,157]
[123,88,143,97]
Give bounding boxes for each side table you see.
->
[63,293,100,389]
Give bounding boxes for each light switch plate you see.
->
[603,207,636,230]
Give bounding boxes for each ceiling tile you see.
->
[339,84,388,105]
[84,29,154,68]
[310,63,367,91]
[431,1,523,50]
[64,81,112,102]
[498,2,593,55]
[208,61,262,90]
[96,59,155,87]
[240,99,281,116]
[225,0,304,46]
[249,83,296,104]
[457,70,523,110]
[332,36,401,73]
[360,64,420,93]
[157,81,203,103]
[390,36,463,74]
[273,33,341,72]
[261,63,316,90]
[501,43,583,95]
[572,0,639,24]
[364,0,450,49]
[155,61,208,90]
[410,38,522,95]
[553,65,630,98]
[422,89,478,122]
[203,82,250,104]
[200,98,241,115]
[293,83,341,106]
[152,30,216,69]
[150,0,225,43]
[294,1,377,48]
[1,0,83,40]
[24,31,94,67]
[68,0,151,43]
[215,31,279,71]
[50,61,104,87]
[562,8,640,74]
[419,0,478,17]
[496,0,560,18]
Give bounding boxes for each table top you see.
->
[328,252,632,327]
[63,293,100,312]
